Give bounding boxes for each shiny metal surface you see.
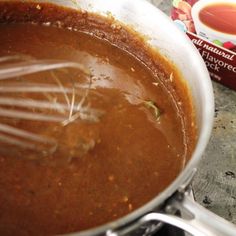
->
[1,0,227,235]
[148,0,236,227]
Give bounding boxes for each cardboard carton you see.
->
[171,0,236,90]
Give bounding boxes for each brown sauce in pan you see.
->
[0,2,197,235]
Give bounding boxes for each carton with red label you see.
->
[171,0,236,90]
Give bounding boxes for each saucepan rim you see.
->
[0,0,215,235]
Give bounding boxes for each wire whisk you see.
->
[0,54,103,159]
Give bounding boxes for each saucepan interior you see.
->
[0,0,214,235]
[70,0,215,234]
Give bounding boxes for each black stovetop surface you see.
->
[127,224,185,236]
[154,224,185,236]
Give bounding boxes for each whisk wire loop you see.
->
[0,55,102,158]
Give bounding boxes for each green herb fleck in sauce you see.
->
[144,100,161,120]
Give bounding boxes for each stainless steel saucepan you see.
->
[2,0,236,235]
